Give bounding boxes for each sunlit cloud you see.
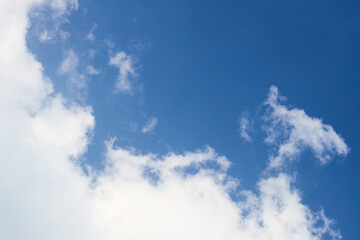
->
[0,1,346,240]
[264,86,349,169]
[109,51,137,94]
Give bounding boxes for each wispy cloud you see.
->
[37,29,54,43]
[109,51,137,94]
[58,49,86,89]
[264,86,349,169]
[85,23,97,41]
[128,39,152,52]
[105,39,115,49]
[30,0,77,44]
[238,112,252,142]
[141,117,158,134]
[86,65,100,75]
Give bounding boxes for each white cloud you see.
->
[60,30,70,40]
[141,117,158,134]
[37,29,54,43]
[30,0,77,44]
[86,65,100,75]
[85,23,97,41]
[238,112,252,142]
[264,86,349,169]
[87,49,97,58]
[50,0,78,16]
[58,49,78,74]
[109,51,137,93]
[58,49,86,88]
[0,1,344,240]
[105,39,115,49]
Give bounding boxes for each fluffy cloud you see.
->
[89,143,340,240]
[264,86,349,169]
[109,51,137,93]
[141,117,158,134]
[0,1,344,240]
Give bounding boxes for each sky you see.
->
[1,0,359,239]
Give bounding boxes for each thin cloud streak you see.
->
[141,117,158,134]
[238,112,252,142]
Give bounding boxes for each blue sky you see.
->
[1,0,359,239]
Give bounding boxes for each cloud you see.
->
[129,39,152,52]
[50,0,79,16]
[60,30,70,40]
[238,112,252,142]
[86,65,100,75]
[0,1,344,240]
[141,117,158,134]
[264,86,349,169]
[58,49,86,88]
[109,51,137,94]
[37,29,54,43]
[87,49,97,58]
[29,0,77,44]
[85,23,97,41]
[105,39,115,49]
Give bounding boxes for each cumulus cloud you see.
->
[141,117,158,134]
[0,1,344,240]
[90,143,340,240]
[264,86,349,169]
[109,51,137,93]
[238,112,252,142]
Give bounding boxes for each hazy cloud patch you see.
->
[109,51,137,94]
[141,117,158,134]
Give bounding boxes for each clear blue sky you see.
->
[25,0,359,238]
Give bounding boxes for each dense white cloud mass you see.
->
[141,117,158,134]
[264,86,349,169]
[0,1,346,240]
[109,51,137,93]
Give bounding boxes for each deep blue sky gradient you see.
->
[28,0,360,238]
